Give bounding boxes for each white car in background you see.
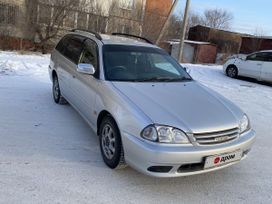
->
[223,50,272,83]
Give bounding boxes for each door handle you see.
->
[72,75,76,78]
[257,63,262,65]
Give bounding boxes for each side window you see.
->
[260,52,272,62]
[268,53,272,62]
[247,52,269,62]
[79,39,99,70]
[55,36,68,55]
[63,35,85,64]
[247,53,258,61]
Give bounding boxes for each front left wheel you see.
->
[226,65,238,78]
[99,116,127,169]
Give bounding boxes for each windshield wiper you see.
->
[168,76,192,82]
[137,76,192,82]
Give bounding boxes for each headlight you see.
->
[141,125,190,144]
[239,114,250,134]
[141,125,158,141]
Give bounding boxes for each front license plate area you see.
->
[204,150,243,169]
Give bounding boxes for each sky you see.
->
[176,0,272,36]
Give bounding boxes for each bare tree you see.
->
[248,27,266,52]
[188,12,203,28]
[162,7,233,41]
[26,0,87,53]
[201,8,233,30]
[163,11,203,40]
[254,26,266,37]
[160,15,180,40]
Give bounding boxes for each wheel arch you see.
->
[52,70,58,79]
[226,64,238,70]
[97,110,119,136]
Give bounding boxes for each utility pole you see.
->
[155,0,179,45]
[178,0,190,62]
[140,0,147,36]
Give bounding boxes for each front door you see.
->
[70,39,100,127]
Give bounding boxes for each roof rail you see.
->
[71,29,102,40]
[111,33,153,44]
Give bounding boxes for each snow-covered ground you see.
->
[0,51,271,204]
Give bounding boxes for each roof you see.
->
[257,50,272,53]
[100,34,156,47]
[166,39,213,45]
[242,36,272,40]
[69,30,157,48]
[190,25,253,37]
[191,25,272,40]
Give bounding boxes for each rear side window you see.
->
[55,36,68,55]
[261,52,272,62]
[268,53,272,62]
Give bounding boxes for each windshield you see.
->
[102,45,192,82]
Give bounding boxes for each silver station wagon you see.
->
[49,29,256,177]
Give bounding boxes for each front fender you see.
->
[94,81,152,138]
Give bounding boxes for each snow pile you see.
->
[0,51,49,77]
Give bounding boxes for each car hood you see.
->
[112,81,243,133]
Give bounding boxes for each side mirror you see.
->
[77,63,95,75]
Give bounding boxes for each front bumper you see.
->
[122,129,256,177]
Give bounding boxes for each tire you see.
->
[99,115,127,169]
[52,76,67,104]
[226,65,238,78]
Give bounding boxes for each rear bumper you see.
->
[122,129,256,177]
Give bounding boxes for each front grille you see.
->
[193,127,239,145]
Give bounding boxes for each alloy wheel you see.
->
[53,78,60,100]
[227,67,237,78]
[101,124,116,159]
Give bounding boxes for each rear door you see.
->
[240,53,263,79]
[70,39,100,127]
[260,52,272,82]
[54,36,71,97]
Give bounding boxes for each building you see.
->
[36,0,145,35]
[162,39,217,64]
[0,0,35,50]
[142,0,172,42]
[188,25,272,55]
[0,0,172,50]
[188,25,243,54]
[240,36,272,54]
